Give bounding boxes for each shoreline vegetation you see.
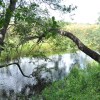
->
[0,23,100,62]
[19,23,100,99]
[33,63,100,100]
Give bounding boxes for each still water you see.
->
[0,51,93,99]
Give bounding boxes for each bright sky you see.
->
[26,0,100,24]
[71,0,100,23]
[49,0,100,24]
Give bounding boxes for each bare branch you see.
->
[56,29,100,63]
[0,62,32,78]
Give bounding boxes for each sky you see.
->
[48,0,100,24]
[24,0,100,23]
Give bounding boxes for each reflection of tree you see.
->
[0,57,66,98]
[20,56,67,96]
[53,55,66,80]
[0,62,31,78]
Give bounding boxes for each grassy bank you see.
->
[40,63,100,100]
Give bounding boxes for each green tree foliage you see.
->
[0,0,100,63]
[0,0,77,61]
[0,0,76,38]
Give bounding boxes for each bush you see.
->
[41,64,100,100]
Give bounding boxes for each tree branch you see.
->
[19,33,45,45]
[0,62,32,78]
[18,28,100,63]
[57,29,100,63]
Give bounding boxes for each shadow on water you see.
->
[0,51,94,99]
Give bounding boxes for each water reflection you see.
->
[0,51,93,99]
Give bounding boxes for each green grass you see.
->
[41,63,100,100]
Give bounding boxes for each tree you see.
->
[97,13,100,24]
[0,0,100,74]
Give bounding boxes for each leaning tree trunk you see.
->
[56,29,100,63]
[22,28,100,63]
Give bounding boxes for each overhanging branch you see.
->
[57,29,100,63]
[18,28,100,63]
[0,62,32,78]
[19,32,45,45]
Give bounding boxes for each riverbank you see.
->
[33,63,100,100]
[0,51,97,99]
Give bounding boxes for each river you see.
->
[0,51,94,99]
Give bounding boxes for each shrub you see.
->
[41,64,100,100]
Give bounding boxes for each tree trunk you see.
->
[57,30,100,63]
[0,0,17,50]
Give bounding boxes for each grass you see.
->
[41,63,100,100]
